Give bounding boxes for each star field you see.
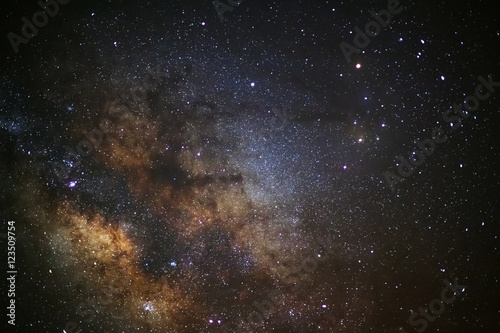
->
[1,0,499,332]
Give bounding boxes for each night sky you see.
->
[1,0,499,332]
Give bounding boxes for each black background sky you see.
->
[1,0,499,332]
